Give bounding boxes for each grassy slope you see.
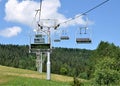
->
[0,65,76,86]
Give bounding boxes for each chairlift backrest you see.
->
[60,29,69,40]
[76,14,92,44]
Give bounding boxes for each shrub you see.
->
[94,57,120,85]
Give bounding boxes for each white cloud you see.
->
[4,0,39,25]
[4,0,92,28]
[0,26,22,37]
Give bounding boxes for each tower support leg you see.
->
[47,51,51,80]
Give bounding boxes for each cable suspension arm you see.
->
[39,0,43,21]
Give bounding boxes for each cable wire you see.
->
[59,0,110,25]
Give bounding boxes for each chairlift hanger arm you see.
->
[33,0,43,24]
[55,0,110,28]
[39,0,43,21]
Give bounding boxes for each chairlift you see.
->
[76,14,92,44]
[54,30,61,42]
[60,30,69,40]
[76,27,92,44]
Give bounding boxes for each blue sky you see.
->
[0,0,120,50]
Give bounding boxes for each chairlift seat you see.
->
[31,43,50,49]
[60,36,69,40]
[76,38,91,43]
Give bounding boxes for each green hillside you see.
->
[0,65,74,86]
[0,41,120,86]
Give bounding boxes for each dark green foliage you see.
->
[90,41,120,85]
[60,63,69,75]
[51,48,92,79]
[94,57,120,85]
[0,44,36,70]
[96,41,120,58]
[60,67,68,75]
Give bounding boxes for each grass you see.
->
[0,66,119,86]
[1,76,70,86]
[0,65,73,86]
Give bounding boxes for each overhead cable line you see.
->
[55,0,110,29]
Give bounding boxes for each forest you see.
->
[0,41,120,85]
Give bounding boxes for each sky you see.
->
[0,0,120,50]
